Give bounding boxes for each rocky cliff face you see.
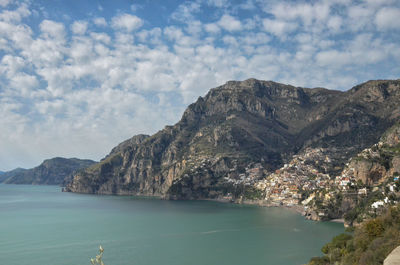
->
[66,79,400,200]
[343,122,400,185]
[3,158,96,185]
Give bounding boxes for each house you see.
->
[358,188,367,195]
[340,177,350,186]
[371,201,385,209]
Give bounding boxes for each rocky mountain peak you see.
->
[66,79,400,200]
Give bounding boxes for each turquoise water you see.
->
[0,184,343,265]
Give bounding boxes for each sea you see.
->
[0,184,343,265]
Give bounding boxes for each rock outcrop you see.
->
[65,79,400,200]
[343,122,400,185]
[3,157,96,185]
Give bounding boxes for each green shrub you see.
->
[307,205,400,265]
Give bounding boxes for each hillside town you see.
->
[222,144,400,223]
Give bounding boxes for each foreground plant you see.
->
[90,245,105,265]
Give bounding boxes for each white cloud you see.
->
[316,50,352,67]
[327,16,342,32]
[375,7,400,30]
[204,23,220,34]
[71,21,88,35]
[111,13,143,32]
[93,17,107,27]
[0,2,30,22]
[218,14,242,31]
[39,20,66,40]
[9,73,38,93]
[262,19,298,38]
[0,55,26,77]
[130,4,142,12]
[207,0,229,8]
[1,0,400,170]
[238,0,256,10]
[171,1,201,22]
[0,0,12,7]
[90,32,111,44]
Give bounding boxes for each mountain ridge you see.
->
[2,157,96,185]
[65,78,400,202]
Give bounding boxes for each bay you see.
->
[0,184,343,265]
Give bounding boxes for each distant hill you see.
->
[65,79,400,200]
[0,168,27,183]
[2,158,96,185]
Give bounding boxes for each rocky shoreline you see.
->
[190,197,346,225]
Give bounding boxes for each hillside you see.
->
[300,121,400,224]
[308,205,400,265]
[0,168,27,183]
[3,158,96,185]
[65,79,400,201]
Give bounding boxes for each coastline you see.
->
[202,197,347,225]
[65,189,346,226]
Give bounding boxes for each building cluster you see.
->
[222,148,334,206]
[221,145,399,213]
[257,148,332,206]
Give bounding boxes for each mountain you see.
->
[3,158,96,185]
[343,121,400,185]
[0,168,27,183]
[65,79,400,200]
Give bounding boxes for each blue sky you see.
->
[0,0,400,171]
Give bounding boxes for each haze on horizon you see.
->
[0,0,399,171]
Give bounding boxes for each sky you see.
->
[0,0,400,171]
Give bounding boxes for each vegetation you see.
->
[308,205,400,265]
[90,246,105,265]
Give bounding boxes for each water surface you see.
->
[0,184,343,265]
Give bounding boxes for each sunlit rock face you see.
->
[66,79,400,199]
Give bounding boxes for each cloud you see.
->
[9,73,38,93]
[111,13,143,32]
[0,0,12,7]
[39,20,66,40]
[327,16,342,32]
[316,50,352,67]
[207,0,229,8]
[71,21,88,35]
[204,23,220,34]
[1,0,400,170]
[93,17,107,27]
[237,0,256,10]
[171,1,201,22]
[218,14,242,31]
[262,19,298,38]
[375,7,400,30]
[0,2,30,22]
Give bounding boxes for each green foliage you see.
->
[308,205,400,265]
[343,190,385,224]
[243,186,264,200]
[365,219,384,238]
[308,256,330,265]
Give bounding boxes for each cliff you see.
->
[65,79,400,200]
[344,122,400,185]
[303,121,400,224]
[3,157,96,185]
